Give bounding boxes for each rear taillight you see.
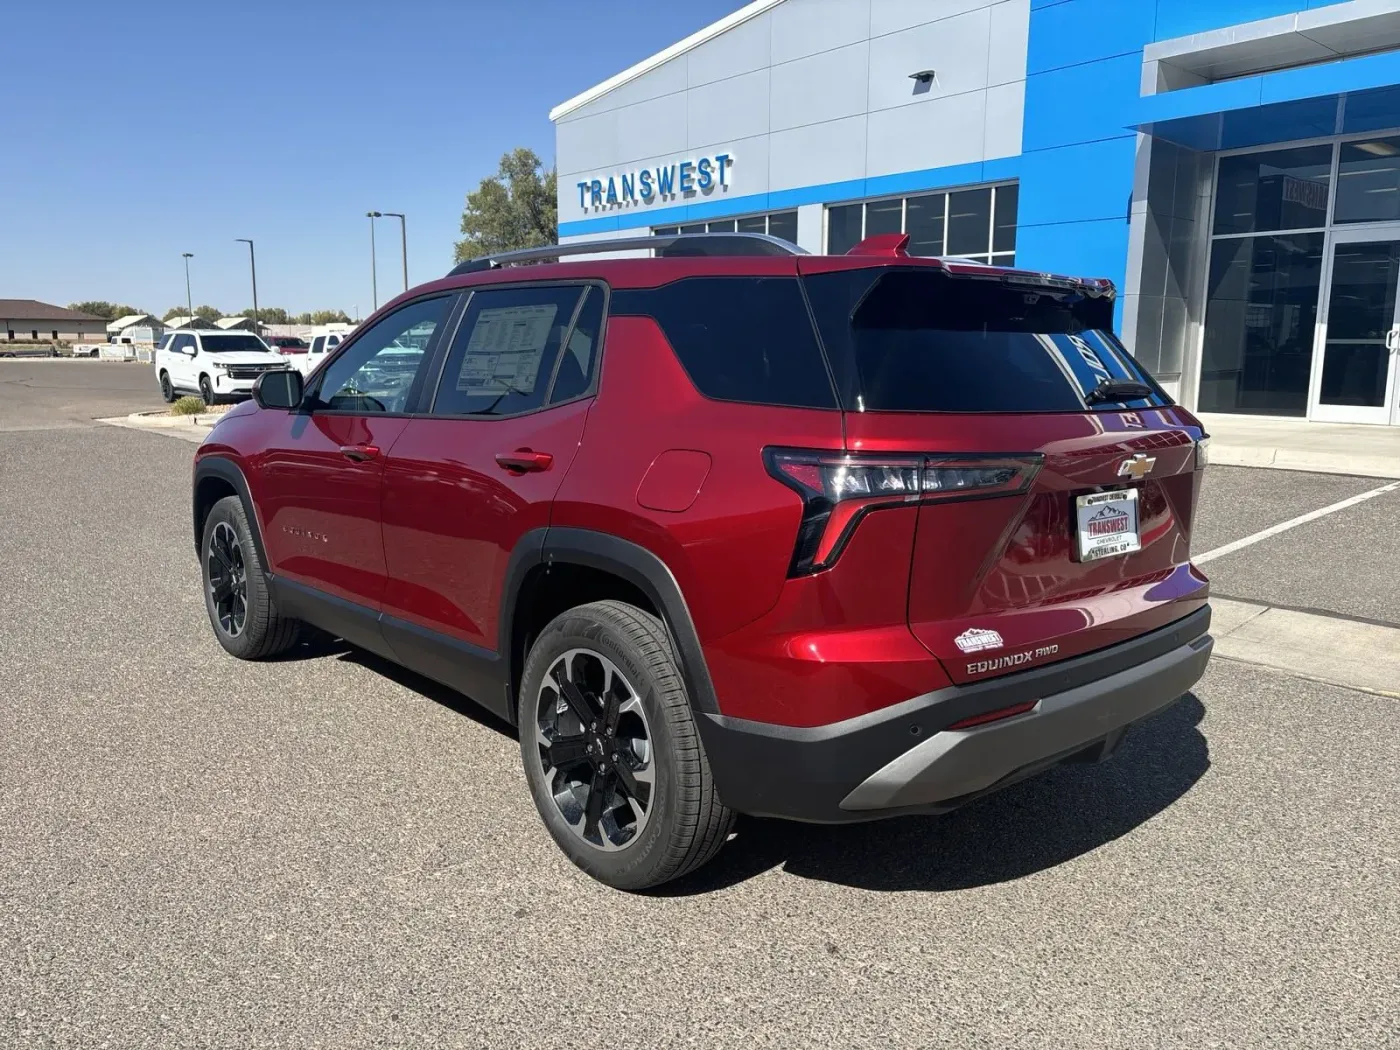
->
[764,448,1043,576]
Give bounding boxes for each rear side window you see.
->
[611,277,836,409]
[431,285,587,416]
[804,268,1170,413]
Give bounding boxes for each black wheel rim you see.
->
[206,521,248,637]
[200,379,212,402]
[161,375,171,397]
[534,649,654,852]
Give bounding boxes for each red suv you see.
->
[191,232,1213,890]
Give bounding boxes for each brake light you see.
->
[764,448,1043,576]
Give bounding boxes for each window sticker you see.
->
[456,304,558,393]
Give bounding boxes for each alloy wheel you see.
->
[206,521,248,637]
[534,648,655,852]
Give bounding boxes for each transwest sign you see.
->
[575,153,733,212]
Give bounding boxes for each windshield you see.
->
[201,334,270,354]
[804,268,1171,413]
[272,337,307,348]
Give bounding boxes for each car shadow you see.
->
[269,632,517,737]
[654,693,1209,896]
[274,635,1208,896]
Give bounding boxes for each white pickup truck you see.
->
[297,325,357,376]
[153,330,287,403]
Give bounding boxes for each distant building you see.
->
[107,314,165,343]
[214,316,261,332]
[0,300,108,343]
[163,315,206,330]
[262,323,313,339]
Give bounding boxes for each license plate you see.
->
[1075,488,1141,562]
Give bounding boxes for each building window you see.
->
[52,330,59,341]
[31,330,38,340]
[824,183,1017,264]
[654,210,799,242]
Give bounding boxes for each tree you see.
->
[193,305,221,322]
[243,307,290,325]
[309,309,352,325]
[454,147,557,263]
[162,307,187,321]
[69,301,143,320]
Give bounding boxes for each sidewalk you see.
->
[1199,413,1400,479]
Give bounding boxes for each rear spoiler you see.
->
[841,232,1116,300]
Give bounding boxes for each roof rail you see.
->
[447,231,806,275]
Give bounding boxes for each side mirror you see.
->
[253,368,304,411]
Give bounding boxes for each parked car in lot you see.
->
[298,329,350,376]
[154,330,287,404]
[0,344,59,358]
[265,336,310,357]
[190,231,1214,890]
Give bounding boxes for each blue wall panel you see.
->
[1023,52,1143,151]
[1016,219,1132,288]
[1018,137,1137,226]
[1027,0,1155,75]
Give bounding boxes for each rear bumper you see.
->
[696,605,1213,823]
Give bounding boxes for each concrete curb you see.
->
[1210,444,1400,480]
[1211,597,1400,698]
[97,413,214,443]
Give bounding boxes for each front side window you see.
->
[431,285,589,416]
[314,296,450,414]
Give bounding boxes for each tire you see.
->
[518,600,734,891]
[200,495,300,660]
[159,371,176,402]
[199,374,215,405]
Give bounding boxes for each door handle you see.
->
[339,444,380,463]
[495,449,553,473]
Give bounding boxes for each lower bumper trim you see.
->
[695,606,1214,823]
[840,633,1213,811]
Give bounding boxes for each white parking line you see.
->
[1195,480,1400,564]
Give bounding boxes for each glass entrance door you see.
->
[1310,227,1400,424]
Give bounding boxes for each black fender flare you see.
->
[192,456,269,569]
[506,527,720,717]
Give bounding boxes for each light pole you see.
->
[181,253,194,326]
[382,212,407,292]
[235,238,258,334]
[366,211,381,310]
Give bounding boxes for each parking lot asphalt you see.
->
[2,388,1399,1047]
[1196,467,1400,627]
[0,360,165,432]
[8,383,1400,1047]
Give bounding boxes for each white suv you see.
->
[154,330,287,404]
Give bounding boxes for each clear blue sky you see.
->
[0,0,748,318]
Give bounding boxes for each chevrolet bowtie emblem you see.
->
[1117,453,1156,480]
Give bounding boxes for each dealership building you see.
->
[552,0,1400,426]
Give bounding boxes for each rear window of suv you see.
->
[803,268,1170,413]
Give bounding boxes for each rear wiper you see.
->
[1084,379,1153,405]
